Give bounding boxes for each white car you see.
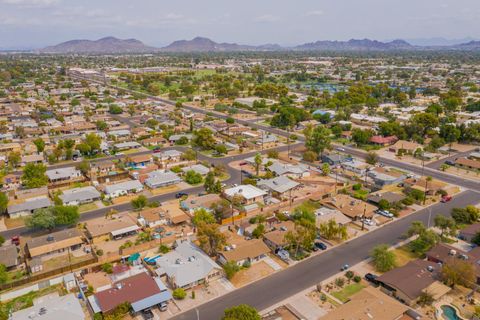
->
[336,147,345,152]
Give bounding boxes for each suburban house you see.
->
[257,176,300,199]
[389,140,422,154]
[60,186,101,206]
[321,286,417,320]
[114,141,141,151]
[181,164,210,176]
[263,220,295,251]
[376,259,450,306]
[223,185,267,205]
[144,170,182,189]
[367,167,406,187]
[12,293,85,320]
[89,272,171,316]
[0,245,19,270]
[367,191,406,206]
[25,228,84,259]
[369,135,398,146]
[85,215,140,243]
[323,194,377,220]
[157,150,182,166]
[104,180,144,199]
[137,207,167,228]
[218,239,271,266]
[90,160,117,176]
[155,241,223,289]
[180,194,222,215]
[7,196,52,218]
[46,166,83,184]
[342,159,369,175]
[321,153,352,166]
[314,206,351,227]
[455,157,480,171]
[127,154,153,168]
[268,162,310,179]
[459,223,480,242]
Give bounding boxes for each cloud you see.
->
[306,10,324,16]
[254,14,280,23]
[1,0,59,7]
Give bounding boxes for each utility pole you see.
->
[361,204,366,231]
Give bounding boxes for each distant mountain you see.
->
[294,39,413,51]
[452,40,480,50]
[404,37,477,46]
[161,37,259,52]
[41,36,158,53]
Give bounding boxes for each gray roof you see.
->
[104,180,143,194]
[145,171,182,188]
[159,149,182,158]
[12,293,84,320]
[114,141,141,149]
[155,241,221,288]
[60,186,101,204]
[269,162,309,176]
[257,176,300,193]
[46,167,80,181]
[181,164,210,175]
[0,245,18,268]
[8,197,52,214]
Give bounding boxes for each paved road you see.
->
[426,150,475,170]
[1,143,302,239]
[171,190,480,320]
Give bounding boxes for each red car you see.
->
[441,195,452,203]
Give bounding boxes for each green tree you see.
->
[366,151,378,165]
[131,195,148,211]
[33,138,45,153]
[0,192,8,214]
[22,163,48,189]
[173,288,187,300]
[252,223,265,239]
[434,215,456,237]
[222,304,261,320]
[304,125,331,156]
[197,222,227,256]
[192,128,216,150]
[451,206,480,224]
[192,208,216,225]
[223,260,241,280]
[254,153,262,176]
[441,260,476,288]
[204,172,222,194]
[185,170,203,185]
[319,219,348,241]
[321,163,330,176]
[371,244,396,272]
[53,205,79,226]
[8,152,21,168]
[25,208,56,230]
[0,264,7,284]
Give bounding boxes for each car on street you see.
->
[336,147,345,152]
[175,192,188,199]
[441,195,452,203]
[341,264,350,271]
[444,160,455,166]
[365,273,379,284]
[314,242,327,250]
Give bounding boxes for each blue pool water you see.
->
[441,305,461,320]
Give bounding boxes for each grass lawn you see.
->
[331,283,366,303]
[392,244,422,267]
[78,202,99,213]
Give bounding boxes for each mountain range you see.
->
[39,36,480,54]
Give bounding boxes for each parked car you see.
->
[11,236,20,246]
[376,209,394,218]
[153,147,162,153]
[444,160,455,166]
[362,218,375,226]
[314,242,327,250]
[441,195,452,203]
[141,309,154,320]
[365,273,379,284]
[175,192,188,199]
[159,303,168,312]
[277,249,290,261]
[341,264,350,271]
[239,161,248,166]
[336,147,345,152]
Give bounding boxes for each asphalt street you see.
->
[171,190,480,320]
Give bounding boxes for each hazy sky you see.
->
[1,0,479,48]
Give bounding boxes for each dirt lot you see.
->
[230,261,275,287]
[83,271,111,291]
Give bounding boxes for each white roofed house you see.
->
[224,184,267,205]
[104,180,144,199]
[46,166,83,186]
[155,241,223,289]
[60,186,101,206]
[7,197,52,218]
[257,176,300,200]
[144,170,182,189]
[268,162,310,179]
[181,164,210,176]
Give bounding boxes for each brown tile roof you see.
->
[95,272,161,313]
[323,195,376,219]
[219,239,270,263]
[85,215,138,238]
[456,157,480,169]
[376,259,439,300]
[26,228,84,258]
[321,286,409,320]
[460,223,480,238]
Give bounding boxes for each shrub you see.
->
[242,260,251,268]
[335,277,345,287]
[352,183,362,191]
[173,288,187,300]
[96,249,104,256]
[345,271,354,279]
[320,293,327,301]
[101,263,113,274]
[223,261,241,279]
[353,275,362,283]
[159,245,170,254]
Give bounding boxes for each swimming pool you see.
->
[441,305,461,320]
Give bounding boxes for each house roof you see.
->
[456,157,480,169]
[8,197,52,214]
[376,259,440,300]
[104,180,143,195]
[155,241,221,288]
[323,195,376,219]
[46,167,80,180]
[268,162,309,176]
[390,140,422,151]
[145,171,182,187]
[129,154,152,164]
[26,228,83,258]
[321,286,409,320]
[219,239,270,263]
[86,215,138,238]
[370,135,398,144]
[60,186,101,204]
[367,192,406,204]
[224,185,267,200]
[94,272,169,313]
[263,221,295,247]
[315,207,352,226]
[12,293,84,320]
[460,222,480,238]
[181,164,210,175]
[257,176,300,194]
[0,245,18,268]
